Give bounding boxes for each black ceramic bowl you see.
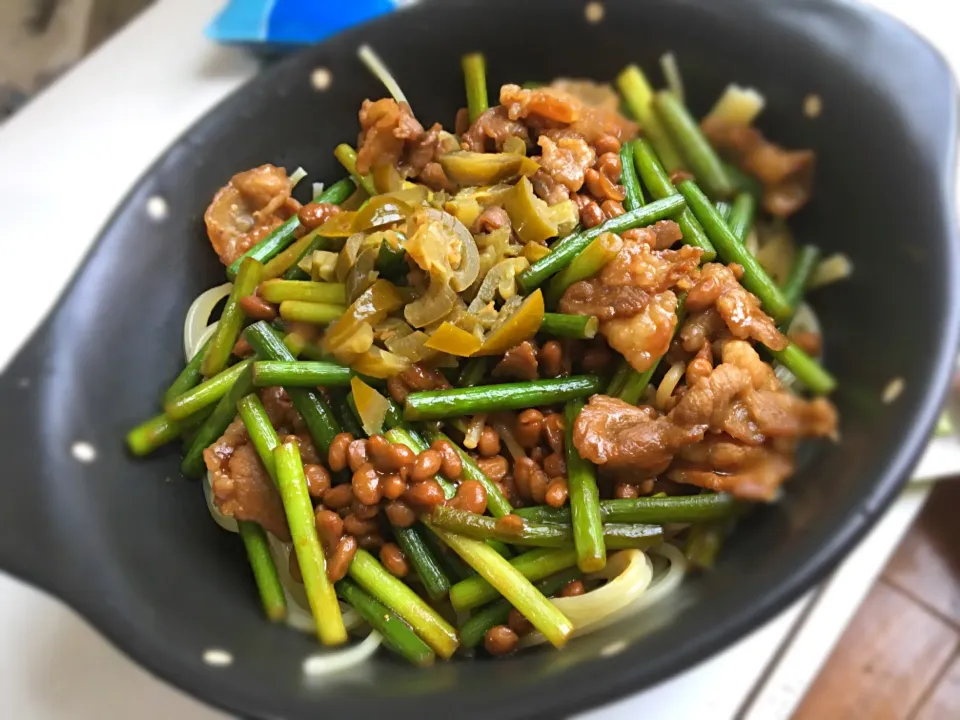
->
[0,0,957,717]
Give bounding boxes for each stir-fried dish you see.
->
[127,50,843,667]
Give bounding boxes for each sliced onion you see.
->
[203,472,238,533]
[520,549,653,647]
[345,247,381,303]
[463,414,488,450]
[191,322,220,362]
[421,208,480,292]
[809,253,853,288]
[491,416,527,461]
[303,631,382,677]
[266,535,363,633]
[405,276,457,328]
[468,258,529,313]
[385,329,436,362]
[184,283,232,361]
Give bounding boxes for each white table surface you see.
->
[0,0,956,718]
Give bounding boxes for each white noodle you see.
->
[520,550,654,647]
[358,45,409,107]
[289,166,308,188]
[183,283,232,361]
[656,362,686,410]
[303,631,383,677]
[660,53,685,104]
[626,543,687,614]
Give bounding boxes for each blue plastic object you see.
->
[206,0,405,45]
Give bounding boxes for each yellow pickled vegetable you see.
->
[523,242,551,263]
[317,211,359,237]
[476,290,545,355]
[323,280,403,359]
[439,152,538,186]
[352,347,411,379]
[425,322,482,357]
[350,377,390,436]
[353,195,414,232]
[504,176,558,244]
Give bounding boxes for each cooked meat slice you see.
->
[668,450,794,501]
[669,363,753,428]
[700,117,814,217]
[418,162,458,192]
[500,84,583,124]
[720,339,780,391]
[686,263,788,350]
[530,169,571,204]
[536,133,596,194]
[461,106,531,152]
[493,341,539,381]
[571,105,639,144]
[356,98,424,175]
[680,309,727,352]
[573,395,705,471]
[471,206,511,234]
[204,418,290,541]
[559,281,651,320]
[599,239,701,292]
[742,391,839,439]
[602,291,679,373]
[685,342,714,386]
[204,164,298,266]
[548,79,621,111]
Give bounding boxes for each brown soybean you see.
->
[538,341,564,378]
[351,463,382,505]
[542,414,565,454]
[239,294,278,321]
[516,409,544,448]
[326,535,357,583]
[431,439,463,480]
[342,513,378,537]
[347,439,370,473]
[323,483,354,510]
[303,464,331,498]
[314,509,344,551]
[411,449,442,482]
[507,608,533,636]
[477,455,509,483]
[545,477,569,508]
[384,500,417,528]
[477,426,501,457]
[328,432,354,473]
[451,480,487,515]
[380,542,410,578]
[542,452,566,479]
[382,473,407,500]
[484,626,518,656]
[560,580,585,597]
[404,479,445,509]
[529,469,549,505]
